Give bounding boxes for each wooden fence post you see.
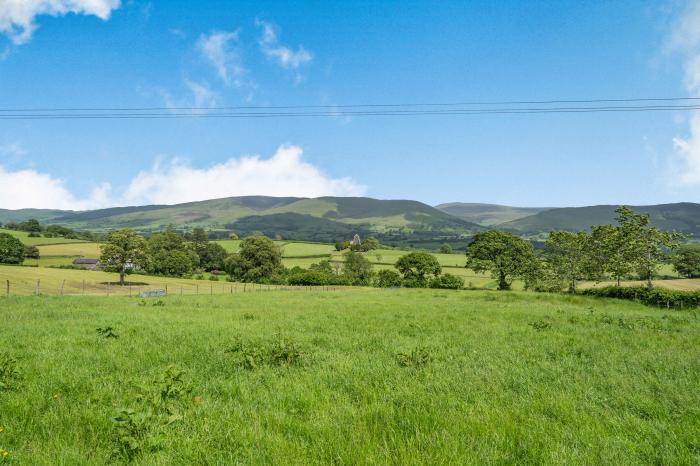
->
[35,279,40,296]
[5,280,9,297]
[210,284,213,295]
[196,284,199,295]
[60,280,65,296]
[82,280,85,295]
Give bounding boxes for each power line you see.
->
[0,99,699,120]
[1,96,700,112]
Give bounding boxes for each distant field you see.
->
[0,228,89,246]
[0,265,280,296]
[0,290,698,464]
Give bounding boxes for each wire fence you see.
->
[0,277,348,297]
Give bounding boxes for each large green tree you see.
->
[99,229,149,285]
[616,206,682,287]
[465,230,536,290]
[544,230,592,292]
[672,244,700,278]
[0,233,25,264]
[224,235,283,283]
[395,252,441,287]
[147,229,197,277]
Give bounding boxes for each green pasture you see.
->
[0,228,89,246]
[0,290,698,464]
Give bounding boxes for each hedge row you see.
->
[580,286,700,309]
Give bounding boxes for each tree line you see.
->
[465,206,696,292]
[97,229,465,289]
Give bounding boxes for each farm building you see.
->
[72,258,101,270]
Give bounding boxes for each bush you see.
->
[580,286,700,309]
[430,273,464,289]
[287,270,350,286]
[374,269,403,288]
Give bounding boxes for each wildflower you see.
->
[0,448,8,458]
[0,426,3,433]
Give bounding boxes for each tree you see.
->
[0,233,25,264]
[395,252,442,287]
[360,237,380,252]
[17,219,42,233]
[99,229,149,285]
[465,230,536,290]
[229,232,239,240]
[544,230,592,293]
[186,227,227,271]
[147,228,196,276]
[589,224,633,286]
[343,251,374,285]
[309,260,335,275]
[616,206,682,287]
[224,235,283,282]
[672,244,700,278]
[430,273,464,289]
[197,242,228,271]
[439,243,453,254]
[23,245,40,259]
[375,269,403,287]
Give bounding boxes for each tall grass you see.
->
[0,289,698,464]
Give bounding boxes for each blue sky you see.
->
[1,0,699,210]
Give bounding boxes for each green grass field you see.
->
[0,290,698,464]
[0,228,89,246]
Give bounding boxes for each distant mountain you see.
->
[2,198,698,244]
[435,203,549,226]
[0,208,69,224]
[0,196,482,246]
[500,203,700,238]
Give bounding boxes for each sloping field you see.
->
[0,228,89,246]
[0,290,698,464]
[0,265,297,296]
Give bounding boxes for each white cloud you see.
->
[0,0,121,45]
[0,142,26,158]
[256,20,312,71]
[0,146,366,209]
[197,30,244,86]
[673,114,700,185]
[0,166,111,210]
[122,145,366,205]
[159,79,219,113]
[669,1,700,185]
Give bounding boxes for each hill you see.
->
[500,203,700,238]
[435,203,549,226]
[0,196,482,246]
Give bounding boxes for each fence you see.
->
[1,278,348,297]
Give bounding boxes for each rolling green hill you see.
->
[435,202,549,226]
[500,203,700,238]
[0,196,482,246]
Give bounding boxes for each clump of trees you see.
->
[3,219,96,241]
[0,233,25,264]
[224,236,284,283]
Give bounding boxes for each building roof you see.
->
[73,258,99,265]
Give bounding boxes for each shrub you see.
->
[580,286,700,309]
[374,269,403,288]
[430,273,464,289]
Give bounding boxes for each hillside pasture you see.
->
[0,228,89,246]
[0,290,698,464]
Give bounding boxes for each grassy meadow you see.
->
[0,289,698,464]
